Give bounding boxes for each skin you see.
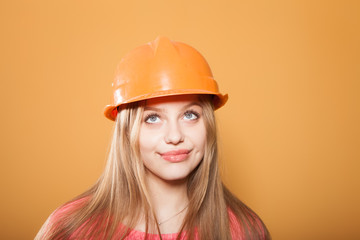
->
[137,94,207,233]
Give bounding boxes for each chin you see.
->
[151,168,193,182]
[161,172,191,182]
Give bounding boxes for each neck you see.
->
[144,172,189,233]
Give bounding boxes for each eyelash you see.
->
[144,113,160,123]
[144,110,200,123]
[184,110,200,119]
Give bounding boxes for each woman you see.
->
[36,36,270,240]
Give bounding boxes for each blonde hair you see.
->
[36,95,270,240]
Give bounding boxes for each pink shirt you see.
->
[46,199,263,239]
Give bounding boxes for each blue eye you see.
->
[145,114,161,123]
[184,111,199,120]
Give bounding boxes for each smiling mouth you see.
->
[160,149,191,162]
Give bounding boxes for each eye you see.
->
[183,110,199,121]
[145,113,161,124]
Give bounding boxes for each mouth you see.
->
[160,149,191,162]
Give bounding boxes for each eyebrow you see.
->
[144,102,202,112]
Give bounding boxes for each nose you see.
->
[164,120,184,144]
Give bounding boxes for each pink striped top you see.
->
[45,198,264,239]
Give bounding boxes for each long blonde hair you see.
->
[36,95,270,240]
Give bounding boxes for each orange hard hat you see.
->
[104,36,228,121]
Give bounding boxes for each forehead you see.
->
[144,94,201,108]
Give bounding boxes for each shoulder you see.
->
[47,197,89,227]
[228,208,244,240]
[228,208,269,240]
[35,197,89,240]
[55,197,88,216]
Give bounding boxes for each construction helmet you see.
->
[104,36,228,121]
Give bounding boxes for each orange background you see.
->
[1,1,359,239]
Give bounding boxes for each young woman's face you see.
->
[139,95,207,182]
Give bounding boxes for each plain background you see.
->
[1,0,359,239]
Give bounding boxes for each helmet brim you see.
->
[104,90,228,121]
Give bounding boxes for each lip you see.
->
[160,149,191,163]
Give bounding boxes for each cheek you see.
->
[187,124,207,150]
[139,128,161,154]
